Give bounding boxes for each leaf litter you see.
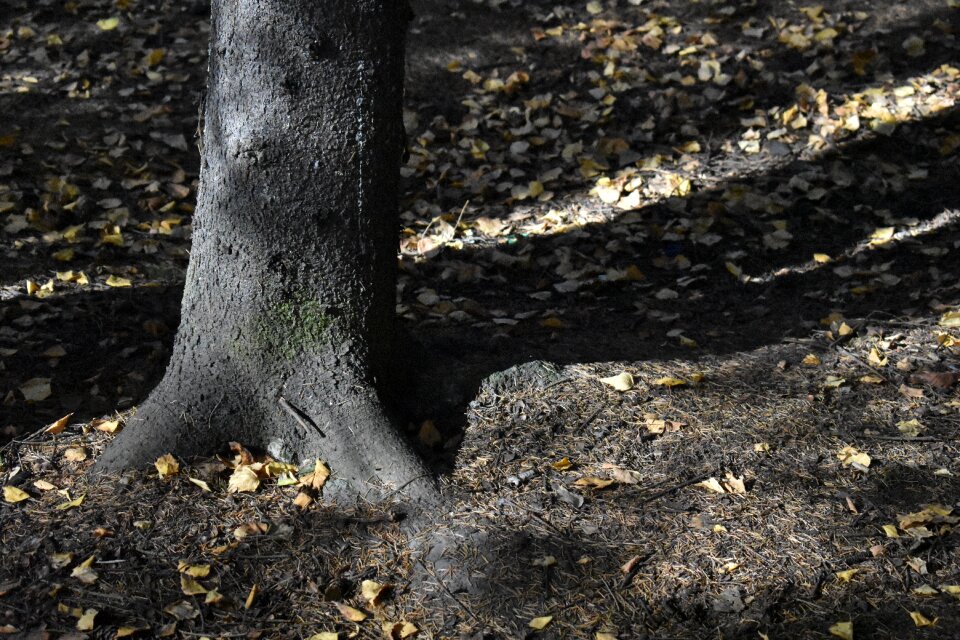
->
[1,0,960,637]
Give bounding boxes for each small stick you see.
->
[278,396,325,438]
[637,472,712,505]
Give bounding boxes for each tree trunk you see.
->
[96,0,436,504]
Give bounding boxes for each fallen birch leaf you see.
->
[155,454,179,478]
[227,466,260,493]
[528,616,553,630]
[44,413,73,435]
[828,620,853,640]
[600,372,634,391]
[335,603,367,622]
[2,486,29,503]
[909,611,936,627]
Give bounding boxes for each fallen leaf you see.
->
[244,584,259,609]
[600,372,634,391]
[828,620,853,640]
[882,524,899,538]
[835,569,858,582]
[71,556,98,584]
[697,477,727,494]
[2,486,29,503]
[44,413,73,435]
[361,579,392,606]
[301,459,330,491]
[551,457,573,471]
[908,371,960,389]
[912,584,938,597]
[177,562,210,578]
[909,611,936,627]
[652,376,686,387]
[188,477,211,492]
[19,378,52,402]
[837,446,871,469]
[56,495,85,510]
[528,616,553,630]
[382,621,419,639]
[573,477,616,489]
[227,466,260,493]
[180,575,207,596]
[898,383,924,399]
[155,454,179,478]
[96,17,120,30]
[335,603,367,622]
[76,609,97,631]
[802,354,822,366]
[63,447,87,462]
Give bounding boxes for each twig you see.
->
[637,472,712,505]
[277,396,325,438]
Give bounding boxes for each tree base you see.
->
[94,370,440,507]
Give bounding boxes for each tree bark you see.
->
[96,0,436,504]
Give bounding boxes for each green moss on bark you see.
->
[254,296,332,359]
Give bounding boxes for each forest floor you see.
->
[1,0,960,638]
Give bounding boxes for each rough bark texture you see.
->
[97,0,436,503]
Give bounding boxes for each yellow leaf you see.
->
[382,621,419,639]
[299,459,331,490]
[3,486,29,503]
[882,524,899,538]
[940,310,960,328]
[93,418,121,433]
[909,611,936,627]
[307,633,340,640]
[116,625,148,637]
[697,477,726,494]
[802,354,821,366]
[573,477,616,489]
[828,621,853,640]
[551,457,573,471]
[62,447,87,462]
[335,603,367,622]
[754,442,770,453]
[942,585,960,600]
[244,583,259,609]
[177,562,210,578]
[528,616,553,630]
[361,579,392,605]
[813,253,832,263]
[869,227,895,245]
[837,446,870,468]
[859,374,885,384]
[105,275,132,287]
[144,48,165,67]
[154,454,179,478]
[228,466,260,493]
[71,556,98,584]
[600,372,634,391]
[912,584,938,597]
[44,413,73,434]
[188,477,211,492]
[835,569,858,582]
[653,377,686,387]
[867,347,887,367]
[180,574,207,595]
[56,495,85,510]
[76,609,97,631]
[96,17,120,30]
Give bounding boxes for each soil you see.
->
[1,0,959,638]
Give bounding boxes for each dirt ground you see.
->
[1,0,959,638]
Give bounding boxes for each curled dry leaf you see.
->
[227,466,260,493]
[3,486,29,503]
[154,454,179,478]
[361,579,392,606]
[44,413,72,435]
[600,372,634,391]
[528,616,553,630]
[828,621,853,640]
[335,602,367,622]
